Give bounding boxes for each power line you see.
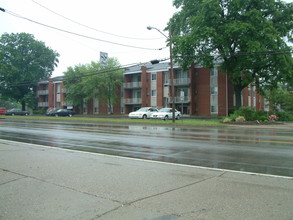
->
[31,0,163,41]
[232,50,293,56]
[175,50,293,58]
[1,61,150,88]
[1,8,164,51]
[2,48,291,88]
[62,62,146,81]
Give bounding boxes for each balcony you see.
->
[62,101,72,106]
[168,96,190,103]
[62,88,68,93]
[124,98,142,105]
[123,81,142,89]
[37,90,48,95]
[38,102,48,107]
[173,78,190,86]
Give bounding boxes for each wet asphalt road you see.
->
[0,119,292,177]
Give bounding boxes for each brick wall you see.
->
[218,71,228,116]
[194,68,211,116]
[156,71,164,109]
[141,66,150,107]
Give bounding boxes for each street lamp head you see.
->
[150,59,160,65]
[147,26,168,38]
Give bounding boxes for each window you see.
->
[151,90,157,96]
[152,73,157,80]
[211,86,218,94]
[177,88,189,100]
[177,71,188,79]
[133,90,141,98]
[163,71,169,84]
[56,84,61,93]
[94,98,99,114]
[210,68,218,76]
[210,71,218,114]
[211,105,218,113]
[133,74,141,82]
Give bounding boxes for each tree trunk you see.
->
[234,84,242,110]
[21,100,26,111]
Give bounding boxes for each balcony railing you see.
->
[123,81,142,89]
[37,90,48,95]
[61,88,68,93]
[38,102,48,107]
[124,98,142,104]
[168,96,190,103]
[62,101,72,106]
[173,78,190,86]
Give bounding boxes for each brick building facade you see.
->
[37,63,266,116]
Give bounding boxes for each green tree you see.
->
[0,33,59,110]
[64,58,123,114]
[169,0,293,109]
[265,84,293,112]
[63,64,89,109]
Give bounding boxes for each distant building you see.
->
[37,62,265,116]
[37,76,67,110]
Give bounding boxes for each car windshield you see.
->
[159,108,171,112]
[137,108,149,112]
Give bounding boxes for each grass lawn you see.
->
[1,115,225,127]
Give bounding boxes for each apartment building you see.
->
[37,63,265,116]
[37,75,120,114]
[37,76,68,111]
[123,62,265,116]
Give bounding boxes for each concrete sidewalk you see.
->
[0,140,292,220]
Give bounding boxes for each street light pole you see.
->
[147,26,175,122]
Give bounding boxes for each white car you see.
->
[150,108,181,120]
[128,107,158,119]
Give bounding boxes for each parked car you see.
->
[5,109,29,116]
[46,109,75,117]
[0,107,7,115]
[150,108,181,120]
[45,109,57,116]
[128,107,158,119]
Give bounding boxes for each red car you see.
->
[0,107,7,115]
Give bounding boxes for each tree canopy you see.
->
[169,0,293,109]
[265,84,293,112]
[63,58,124,113]
[0,32,59,110]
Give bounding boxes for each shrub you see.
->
[33,109,46,115]
[255,110,267,119]
[223,117,232,123]
[229,113,239,121]
[234,107,256,121]
[258,116,268,122]
[235,116,246,122]
[228,108,293,122]
[276,112,293,121]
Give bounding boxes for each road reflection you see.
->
[0,120,292,177]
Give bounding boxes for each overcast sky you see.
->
[0,0,177,77]
[1,0,292,77]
